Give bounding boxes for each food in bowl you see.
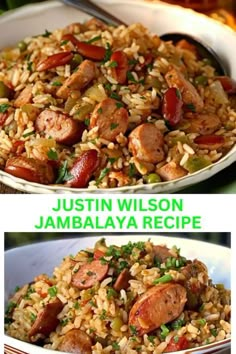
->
[0,19,236,189]
[5,239,231,353]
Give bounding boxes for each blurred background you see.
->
[5,232,231,250]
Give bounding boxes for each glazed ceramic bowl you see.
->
[0,0,236,193]
[4,235,231,354]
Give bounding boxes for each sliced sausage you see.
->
[180,260,208,310]
[5,156,55,184]
[14,85,32,108]
[165,67,204,113]
[90,98,129,142]
[71,260,109,289]
[29,298,63,340]
[65,149,100,188]
[157,161,188,181]
[186,113,221,135]
[153,245,175,263]
[58,329,92,354]
[57,60,96,99]
[35,109,85,145]
[194,135,225,150]
[113,269,131,292]
[128,123,164,164]
[110,51,129,84]
[129,283,187,336]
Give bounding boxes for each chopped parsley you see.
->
[108,60,118,68]
[148,335,155,344]
[108,157,118,164]
[99,309,107,320]
[160,324,169,339]
[42,29,52,38]
[84,118,90,126]
[129,324,137,336]
[127,71,144,84]
[73,301,80,309]
[128,163,136,177]
[27,61,33,72]
[0,103,10,113]
[110,92,120,100]
[105,83,112,91]
[51,81,62,86]
[171,318,185,330]
[102,42,112,63]
[89,300,97,307]
[153,274,173,285]
[60,318,69,326]
[30,312,37,322]
[47,286,57,297]
[116,102,124,109]
[210,328,218,337]
[60,39,69,46]
[186,103,196,112]
[24,286,35,299]
[110,122,119,130]
[47,148,58,160]
[128,59,138,66]
[118,260,129,273]
[55,160,73,184]
[87,271,95,276]
[107,288,118,300]
[14,286,20,293]
[121,241,145,256]
[86,35,102,44]
[112,342,120,350]
[97,107,103,114]
[5,301,16,315]
[197,318,206,326]
[22,130,35,138]
[96,167,110,185]
[105,245,121,259]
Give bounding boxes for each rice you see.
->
[0,19,235,186]
[5,239,231,353]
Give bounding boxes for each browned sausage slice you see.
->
[153,245,175,263]
[71,260,109,289]
[65,149,100,188]
[35,109,85,145]
[185,113,221,135]
[57,60,96,99]
[129,283,187,336]
[58,329,92,354]
[157,161,188,181]
[29,298,63,340]
[165,67,204,113]
[14,85,32,108]
[113,269,131,292]
[90,98,129,142]
[180,259,208,310]
[128,123,164,164]
[5,156,55,184]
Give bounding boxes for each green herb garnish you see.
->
[55,160,73,184]
[86,35,102,44]
[47,148,58,160]
[47,286,57,297]
[96,167,110,185]
[153,274,173,285]
[22,130,35,138]
[0,103,10,113]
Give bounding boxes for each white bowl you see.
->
[4,235,231,354]
[0,0,235,194]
